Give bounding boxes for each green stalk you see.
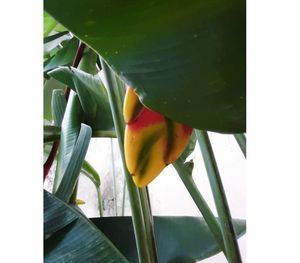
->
[196,130,242,263]
[69,182,79,204]
[81,171,104,217]
[110,138,118,216]
[138,187,159,263]
[96,185,104,217]
[92,130,116,138]
[101,58,158,263]
[121,177,126,216]
[173,160,226,255]
[233,134,246,158]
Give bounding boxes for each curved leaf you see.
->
[44,37,79,73]
[55,123,92,203]
[49,66,114,131]
[82,159,101,187]
[44,191,129,263]
[51,89,66,127]
[53,92,83,192]
[44,78,65,121]
[91,216,246,263]
[44,0,246,133]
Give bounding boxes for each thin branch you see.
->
[233,134,246,158]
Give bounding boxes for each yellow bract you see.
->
[123,87,192,187]
[123,87,143,124]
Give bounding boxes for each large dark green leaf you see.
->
[91,216,246,263]
[49,66,114,131]
[44,0,246,133]
[44,191,129,263]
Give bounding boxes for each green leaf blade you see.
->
[49,66,115,132]
[55,123,92,203]
[91,216,246,263]
[51,89,66,127]
[44,0,245,133]
[44,191,129,263]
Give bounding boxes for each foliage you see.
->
[43,2,246,262]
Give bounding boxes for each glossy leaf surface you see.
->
[44,0,246,133]
[91,216,246,263]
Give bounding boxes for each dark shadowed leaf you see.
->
[91,216,246,263]
[44,191,129,263]
[44,31,70,44]
[44,0,245,133]
[44,125,61,143]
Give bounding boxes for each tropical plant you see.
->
[43,1,246,262]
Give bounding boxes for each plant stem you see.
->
[196,130,242,263]
[69,182,79,204]
[96,185,104,217]
[138,187,159,263]
[121,177,126,216]
[233,134,246,158]
[110,138,118,216]
[82,171,104,217]
[64,42,86,100]
[173,160,226,255]
[101,58,158,263]
[43,41,86,181]
[92,130,116,138]
[44,140,59,180]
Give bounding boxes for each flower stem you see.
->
[121,177,126,216]
[101,58,158,263]
[233,134,246,158]
[173,160,226,255]
[196,130,242,263]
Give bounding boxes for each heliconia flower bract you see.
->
[124,87,193,187]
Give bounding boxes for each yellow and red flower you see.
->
[124,87,193,187]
